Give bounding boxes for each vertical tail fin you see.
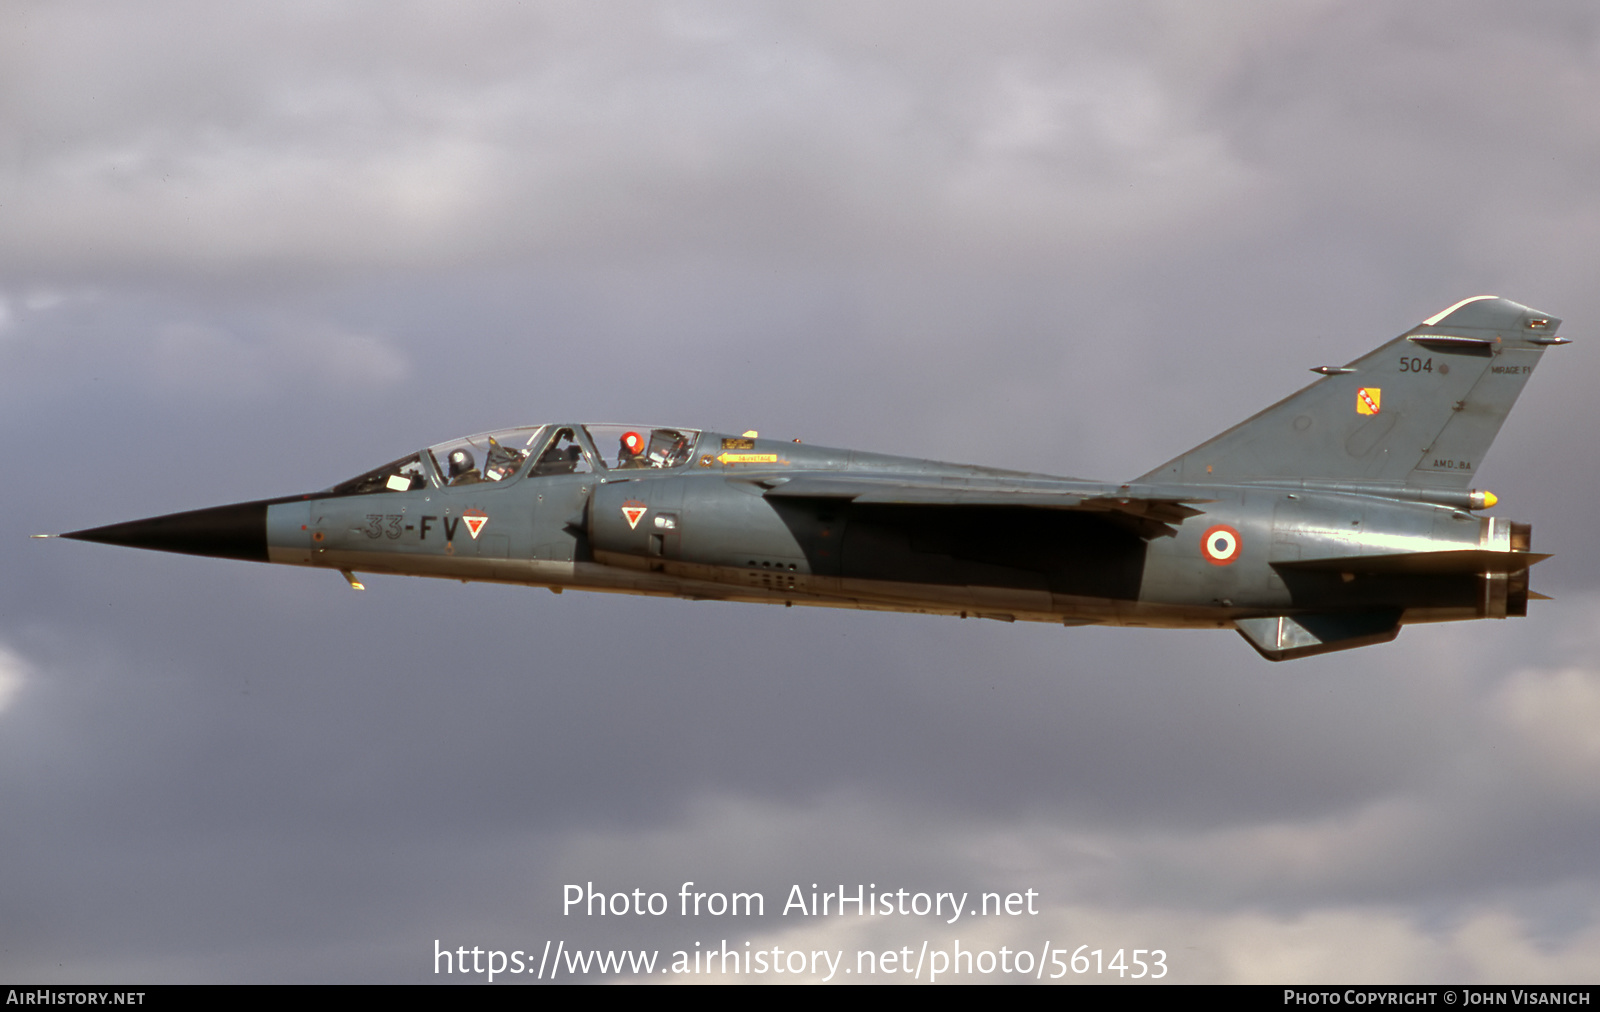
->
[1136,297,1568,490]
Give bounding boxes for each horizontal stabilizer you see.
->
[1235,610,1403,662]
[1275,549,1549,575]
[761,475,1209,537]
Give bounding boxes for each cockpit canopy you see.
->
[326,424,702,497]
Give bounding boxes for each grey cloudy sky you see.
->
[4,0,1600,984]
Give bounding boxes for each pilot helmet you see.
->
[447,448,476,478]
[621,431,645,455]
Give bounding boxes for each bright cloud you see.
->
[0,643,29,716]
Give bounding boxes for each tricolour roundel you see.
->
[1201,524,1242,566]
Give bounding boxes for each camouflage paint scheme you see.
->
[60,297,1567,660]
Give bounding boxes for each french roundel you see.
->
[1201,524,1241,565]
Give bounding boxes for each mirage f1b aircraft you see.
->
[54,296,1568,660]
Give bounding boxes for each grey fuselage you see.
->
[62,295,1562,660]
[266,428,1519,631]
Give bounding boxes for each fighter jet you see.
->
[52,296,1567,660]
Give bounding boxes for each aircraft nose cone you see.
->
[61,500,272,562]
